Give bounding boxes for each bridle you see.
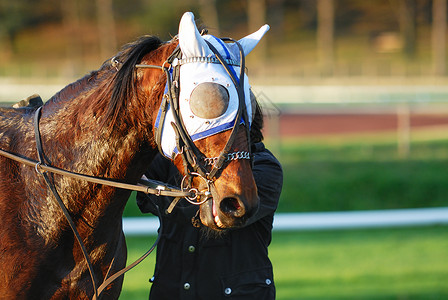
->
[0,36,253,299]
[135,36,252,207]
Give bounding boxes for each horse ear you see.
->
[179,12,211,58]
[237,24,270,56]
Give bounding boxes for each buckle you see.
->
[181,172,212,205]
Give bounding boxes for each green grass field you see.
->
[120,225,448,299]
[119,132,448,299]
[271,226,448,300]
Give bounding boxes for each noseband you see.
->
[136,37,252,204]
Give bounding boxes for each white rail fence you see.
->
[123,207,448,235]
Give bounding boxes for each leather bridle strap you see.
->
[30,107,172,300]
[0,108,193,198]
[172,50,214,180]
[0,145,193,198]
[94,204,163,298]
[203,38,251,179]
[34,106,100,300]
[162,47,207,177]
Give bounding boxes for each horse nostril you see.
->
[220,197,245,218]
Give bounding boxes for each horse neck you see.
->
[28,39,177,237]
[37,68,162,225]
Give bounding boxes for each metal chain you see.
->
[176,56,240,67]
[203,151,251,167]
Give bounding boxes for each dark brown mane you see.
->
[46,35,163,128]
[47,72,100,104]
[107,36,163,126]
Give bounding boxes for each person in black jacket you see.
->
[136,100,283,300]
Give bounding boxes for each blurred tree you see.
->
[215,0,247,36]
[0,0,442,78]
[0,0,60,54]
[432,0,447,75]
[135,0,198,39]
[0,0,20,58]
[248,0,267,61]
[268,0,285,40]
[398,0,417,58]
[298,0,316,30]
[96,0,117,59]
[317,0,334,76]
[337,0,399,34]
[248,0,266,32]
[198,0,220,35]
[61,0,82,76]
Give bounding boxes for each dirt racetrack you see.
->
[264,112,448,137]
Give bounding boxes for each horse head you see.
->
[137,12,270,230]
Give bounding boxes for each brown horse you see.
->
[0,12,269,299]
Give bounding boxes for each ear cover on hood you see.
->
[156,12,269,158]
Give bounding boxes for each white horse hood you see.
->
[156,12,269,158]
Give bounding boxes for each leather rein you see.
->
[0,37,251,299]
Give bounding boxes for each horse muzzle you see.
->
[195,171,259,230]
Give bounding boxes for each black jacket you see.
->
[137,143,283,300]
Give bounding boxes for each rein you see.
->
[0,146,195,199]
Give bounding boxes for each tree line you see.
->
[0,0,446,77]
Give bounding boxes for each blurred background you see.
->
[1,0,447,79]
[1,0,447,299]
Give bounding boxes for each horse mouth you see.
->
[199,196,248,230]
[212,199,225,228]
[199,200,223,230]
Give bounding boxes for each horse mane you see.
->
[47,35,163,128]
[49,72,101,104]
[106,35,163,126]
